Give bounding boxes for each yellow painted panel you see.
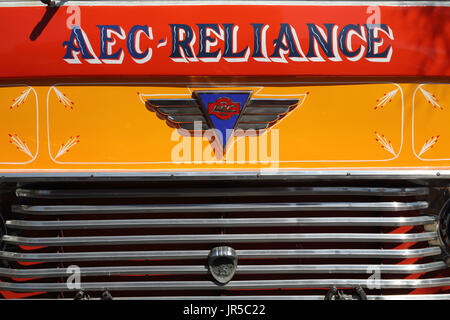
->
[46,83,402,164]
[0,85,38,164]
[413,83,450,161]
[0,82,449,172]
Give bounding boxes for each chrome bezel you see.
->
[208,246,238,284]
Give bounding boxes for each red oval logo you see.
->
[208,97,240,120]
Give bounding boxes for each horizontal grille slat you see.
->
[0,247,441,262]
[1,278,450,292]
[11,201,429,215]
[5,216,436,230]
[108,294,450,300]
[1,262,446,278]
[15,187,429,199]
[2,232,437,246]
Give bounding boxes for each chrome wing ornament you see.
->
[145,90,301,156]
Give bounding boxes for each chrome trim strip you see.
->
[2,232,437,246]
[15,187,430,199]
[98,296,328,300]
[1,277,450,292]
[240,114,281,122]
[236,123,269,130]
[158,107,202,115]
[0,262,445,278]
[247,99,299,107]
[5,216,436,230]
[367,294,450,300]
[0,250,210,262]
[11,201,429,215]
[110,294,450,300]
[179,123,209,130]
[147,99,198,106]
[167,115,206,122]
[0,247,441,262]
[236,248,442,259]
[244,107,290,115]
[3,170,450,181]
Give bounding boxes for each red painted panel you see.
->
[0,4,448,78]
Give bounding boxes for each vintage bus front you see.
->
[0,0,449,299]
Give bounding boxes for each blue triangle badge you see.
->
[194,91,252,156]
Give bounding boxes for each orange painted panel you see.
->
[0,82,449,173]
[0,85,38,164]
[412,84,450,161]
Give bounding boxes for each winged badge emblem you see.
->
[145,90,301,158]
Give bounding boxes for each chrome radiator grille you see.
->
[0,182,449,299]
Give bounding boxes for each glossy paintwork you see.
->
[0,5,448,78]
[0,82,449,172]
